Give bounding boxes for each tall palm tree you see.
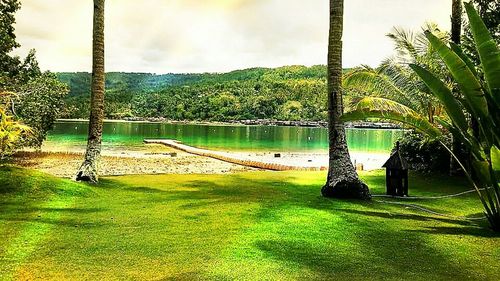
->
[322,0,370,199]
[451,0,463,44]
[76,0,105,183]
[450,0,463,174]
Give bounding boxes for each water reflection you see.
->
[47,121,403,153]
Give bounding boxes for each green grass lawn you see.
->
[1,166,499,280]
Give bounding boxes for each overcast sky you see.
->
[13,0,452,74]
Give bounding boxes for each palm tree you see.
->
[450,0,463,174]
[451,0,463,44]
[343,24,449,123]
[344,62,444,124]
[321,0,370,199]
[76,0,105,183]
[343,3,500,230]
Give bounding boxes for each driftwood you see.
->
[144,139,327,171]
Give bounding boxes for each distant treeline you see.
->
[57,65,347,121]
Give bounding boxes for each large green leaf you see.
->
[450,42,479,78]
[434,116,483,161]
[410,64,468,132]
[464,2,500,108]
[425,31,488,120]
[341,97,442,138]
[473,160,492,187]
[492,146,500,172]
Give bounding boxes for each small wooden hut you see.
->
[382,142,409,197]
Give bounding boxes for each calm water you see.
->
[45,121,403,153]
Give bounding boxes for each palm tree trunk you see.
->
[451,0,463,44]
[322,0,370,199]
[76,0,105,183]
[450,0,462,176]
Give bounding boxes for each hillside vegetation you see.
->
[58,65,334,121]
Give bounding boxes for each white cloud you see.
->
[13,0,452,73]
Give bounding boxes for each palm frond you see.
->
[341,97,442,138]
[387,27,419,61]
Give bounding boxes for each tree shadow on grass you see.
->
[0,200,107,229]
[99,175,494,237]
[122,186,170,194]
[99,178,189,195]
[158,271,205,281]
[2,217,108,228]
[335,208,476,226]
[255,226,474,280]
[178,200,224,210]
[407,226,500,238]
[333,208,500,238]
[100,176,288,206]
[0,204,105,214]
[86,174,496,279]
[255,239,358,279]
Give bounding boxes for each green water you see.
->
[45,121,403,153]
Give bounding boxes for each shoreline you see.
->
[13,147,258,178]
[14,142,389,178]
[57,118,402,130]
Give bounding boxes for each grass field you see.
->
[1,165,499,280]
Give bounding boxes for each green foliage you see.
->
[345,5,500,230]
[341,97,441,138]
[472,0,500,37]
[343,24,448,123]
[410,64,468,132]
[398,131,453,174]
[465,2,500,109]
[492,146,500,173]
[278,101,303,121]
[59,65,329,121]
[425,31,489,120]
[0,92,31,159]
[18,49,41,84]
[16,73,68,148]
[0,0,63,149]
[462,0,500,64]
[0,0,21,81]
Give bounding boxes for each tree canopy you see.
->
[58,66,332,122]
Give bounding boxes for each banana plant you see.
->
[342,3,500,231]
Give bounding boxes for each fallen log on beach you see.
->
[144,139,328,171]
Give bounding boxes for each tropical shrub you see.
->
[16,73,68,148]
[343,4,500,231]
[398,131,452,174]
[0,92,31,159]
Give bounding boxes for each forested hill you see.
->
[57,65,336,121]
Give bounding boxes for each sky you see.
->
[13,0,452,74]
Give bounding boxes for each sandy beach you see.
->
[13,141,389,178]
[13,144,257,178]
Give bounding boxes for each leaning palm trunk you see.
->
[322,0,370,199]
[76,0,105,183]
